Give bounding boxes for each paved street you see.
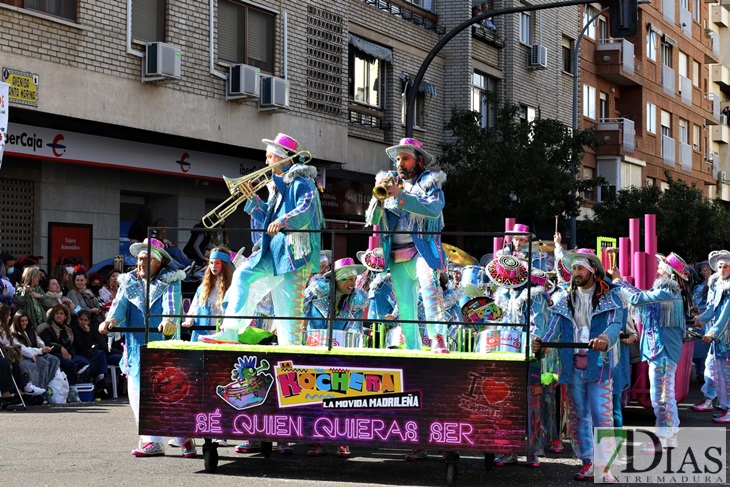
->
[1,380,727,487]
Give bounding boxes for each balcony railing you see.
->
[361,0,445,34]
[596,38,634,76]
[680,6,692,37]
[662,135,676,167]
[662,64,675,97]
[679,142,692,172]
[663,0,675,24]
[596,118,635,153]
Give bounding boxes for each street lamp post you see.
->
[569,6,609,249]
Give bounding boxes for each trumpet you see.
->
[202,150,312,228]
[372,175,401,201]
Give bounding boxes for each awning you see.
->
[348,34,393,63]
[401,73,438,97]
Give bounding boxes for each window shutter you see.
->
[218,1,242,63]
[132,0,165,42]
[248,9,273,71]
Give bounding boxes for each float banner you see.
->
[139,347,528,454]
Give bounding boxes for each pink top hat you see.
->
[656,252,689,280]
[356,248,385,272]
[530,268,556,293]
[486,255,529,288]
[385,137,433,165]
[261,133,300,155]
[324,257,366,280]
[506,223,530,234]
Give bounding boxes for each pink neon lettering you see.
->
[311,417,419,442]
[428,422,475,445]
[194,409,223,434]
[232,414,303,437]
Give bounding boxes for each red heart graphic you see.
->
[481,378,510,404]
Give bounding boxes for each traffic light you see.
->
[609,0,638,37]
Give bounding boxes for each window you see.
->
[693,0,700,22]
[661,42,672,67]
[519,104,537,123]
[218,1,275,73]
[405,0,433,10]
[693,124,701,150]
[132,0,165,42]
[583,84,596,119]
[679,118,688,143]
[678,51,688,78]
[646,103,657,134]
[583,167,595,200]
[402,90,425,129]
[471,72,498,128]
[646,30,657,62]
[25,0,76,21]
[661,110,671,137]
[350,50,383,109]
[621,162,643,189]
[693,60,700,87]
[599,92,608,121]
[520,11,533,44]
[583,6,597,39]
[562,36,574,74]
[598,18,607,41]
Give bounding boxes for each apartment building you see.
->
[710,0,730,201]
[578,0,720,209]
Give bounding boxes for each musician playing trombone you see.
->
[201,133,325,346]
[366,138,448,356]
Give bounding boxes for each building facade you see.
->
[578,0,720,210]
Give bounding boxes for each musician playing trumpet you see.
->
[366,137,448,355]
[201,133,325,346]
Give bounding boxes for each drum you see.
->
[461,265,488,297]
[474,329,500,353]
[461,297,502,323]
[305,329,364,348]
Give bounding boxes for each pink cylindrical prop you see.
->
[644,214,657,279]
[633,251,648,290]
[370,225,380,250]
[505,218,516,232]
[493,237,504,256]
[629,218,640,256]
[619,237,631,278]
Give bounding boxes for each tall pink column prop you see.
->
[619,237,631,278]
[493,237,504,257]
[505,218,516,232]
[644,214,657,280]
[629,218,640,266]
[369,225,380,250]
[633,251,648,290]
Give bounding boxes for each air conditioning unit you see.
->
[528,44,548,69]
[720,170,727,182]
[142,42,181,83]
[226,64,261,101]
[259,76,290,110]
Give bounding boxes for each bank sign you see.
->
[3,123,259,179]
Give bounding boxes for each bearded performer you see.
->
[99,238,192,458]
[202,133,325,346]
[365,137,448,354]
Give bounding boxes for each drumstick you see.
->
[554,215,558,234]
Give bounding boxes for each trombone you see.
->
[202,150,312,228]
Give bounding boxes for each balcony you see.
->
[707,92,721,125]
[679,142,692,172]
[596,118,636,155]
[712,123,730,143]
[662,64,675,97]
[705,33,720,63]
[361,0,445,34]
[662,135,675,167]
[680,6,692,37]
[712,4,729,27]
[679,75,692,106]
[472,24,505,48]
[595,39,639,86]
[713,65,730,92]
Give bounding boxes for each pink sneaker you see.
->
[336,445,351,458]
[405,449,428,461]
[131,442,165,457]
[574,461,593,481]
[526,455,540,467]
[548,439,564,453]
[307,443,327,457]
[431,335,450,354]
[691,398,714,412]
